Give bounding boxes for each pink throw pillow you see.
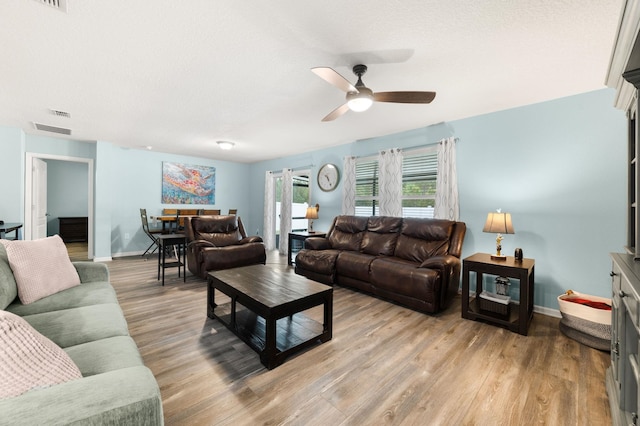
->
[0,235,80,304]
[0,310,82,399]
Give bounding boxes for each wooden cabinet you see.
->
[608,253,640,426]
[58,217,88,243]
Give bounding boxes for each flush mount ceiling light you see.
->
[217,141,235,150]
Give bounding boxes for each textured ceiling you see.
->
[0,0,623,163]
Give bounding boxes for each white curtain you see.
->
[263,171,275,250]
[279,168,293,255]
[342,156,356,215]
[378,148,403,217]
[434,137,459,221]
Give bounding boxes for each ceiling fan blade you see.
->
[312,67,357,93]
[322,103,350,122]
[373,91,436,104]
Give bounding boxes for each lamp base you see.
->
[490,254,507,260]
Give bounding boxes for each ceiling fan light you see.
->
[346,88,373,112]
[217,141,235,150]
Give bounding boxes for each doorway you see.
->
[273,170,311,249]
[24,153,94,260]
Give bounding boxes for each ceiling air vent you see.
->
[49,109,71,118]
[33,122,72,135]
[33,0,67,12]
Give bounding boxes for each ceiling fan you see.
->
[312,64,436,122]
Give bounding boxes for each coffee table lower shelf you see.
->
[211,303,327,368]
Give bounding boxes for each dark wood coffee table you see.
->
[207,264,333,369]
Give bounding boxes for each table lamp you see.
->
[305,203,319,232]
[482,209,514,260]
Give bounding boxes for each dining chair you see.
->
[228,209,237,215]
[140,208,165,256]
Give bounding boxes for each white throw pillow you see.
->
[0,235,80,304]
[0,310,82,399]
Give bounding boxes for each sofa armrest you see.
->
[419,255,460,271]
[304,237,331,250]
[0,366,163,426]
[73,262,109,283]
[187,239,217,251]
[238,236,263,244]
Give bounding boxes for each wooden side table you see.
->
[288,231,326,265]
[461,253,535,335]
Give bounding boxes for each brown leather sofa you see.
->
[185,215,266,278]
[294,215,466,314]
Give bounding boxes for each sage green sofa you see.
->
[0,251,163,425]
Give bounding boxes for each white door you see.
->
[32,158,48,239]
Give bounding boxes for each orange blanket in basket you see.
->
[564,298,611,310]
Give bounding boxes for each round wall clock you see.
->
[317,163,340,192]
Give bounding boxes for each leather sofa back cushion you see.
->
[328,216,368,251]
[192,216,240,247]
[394,219,454,262]
[361,216,402,256]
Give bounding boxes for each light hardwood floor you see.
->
[104,251,611,425]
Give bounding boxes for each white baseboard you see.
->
[93,256,113,262]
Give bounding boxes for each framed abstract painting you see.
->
[162,162,215,204]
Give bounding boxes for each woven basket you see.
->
[557,291,611,351]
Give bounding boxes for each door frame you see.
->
[24,152,95,260]
[271,169,311,248]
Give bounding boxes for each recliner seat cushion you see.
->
[335,251,376,282]
[200,243,266,272]
[295,249,340,276]
[370,258,440,303]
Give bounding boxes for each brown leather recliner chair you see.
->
[185,215,266,278]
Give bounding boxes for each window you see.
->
[355,158,379,216]
[402,150,437,218]
[354,148,437,218]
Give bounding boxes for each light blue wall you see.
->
[0,88,627,310]
[45,159,89,236]
[249,89,627,310]
[0,127,25,222]
[93,142,252,257]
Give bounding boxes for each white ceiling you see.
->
[0,0,623,163]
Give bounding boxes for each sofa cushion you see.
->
[0,235,80,305]
[22,303,130,348]
[336,251,377,282]
[64,336,144,377]
[0,311,82,400]
[6,281,117,317]
[0,244,17,310]
[370,258,440,303]
[295,249,340,276]
[328,216,368,251]
[361,216,402,256]
[394,219,455,263]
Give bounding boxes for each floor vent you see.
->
[49,109,71,118]
[33,122,72,135]
[33,0,67,12]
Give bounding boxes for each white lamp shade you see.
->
[482,212,515,234]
